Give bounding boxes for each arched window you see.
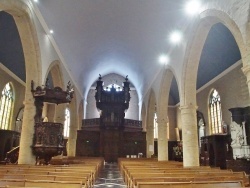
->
[154,112,158,139]
[209,89,222,134]
[64,108,70,137]
[0,82,14,130]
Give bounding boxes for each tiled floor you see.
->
[94,162,127,188]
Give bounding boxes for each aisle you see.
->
[94,162,127,188]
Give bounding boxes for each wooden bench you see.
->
[130,175,247,188]
[25,180,83,188]
[0,179,25,187]
[136,181,244,188]
[127,171,248,187]
[0,157,104,188]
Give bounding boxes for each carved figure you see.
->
[230,121,244,146]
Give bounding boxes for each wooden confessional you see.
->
[76,75,146,162]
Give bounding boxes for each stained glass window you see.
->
[64,108,70,137]
[0,83,14,130]
[154,112,158,139]
[209,89,222,134]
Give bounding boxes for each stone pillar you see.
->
[67,136,76,156]
[180,105,199,167]
[157,118,168,161]
[146,125,154,158]
[67,106,77,157]
[18,91,36,164]
[242,64,250,98]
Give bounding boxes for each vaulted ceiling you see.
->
[0,1,241,105]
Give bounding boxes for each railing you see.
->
[82,118,100,127]
[82,118,142,128]
[124,119,142,128]
[5,146,19,164]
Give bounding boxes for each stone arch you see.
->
[157,69,180,161]
[45,60,64,88]
[158,68,180,119]
[180,9,246,167]
[0,0,42,164]
[42,61,65,122]
[181,9,246,106]
[146,89,156,158]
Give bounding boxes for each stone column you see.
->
[146,125,154,158]
[67,129,77,156]
[180,105,199,167]
[242,64,250,98]
[18,90,36,164]
[67,105,77,157]
[157,118,168,161]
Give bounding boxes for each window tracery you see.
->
[0,82,14,130]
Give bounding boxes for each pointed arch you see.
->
[181,9,246,107]
[45,60,64,88]
[0,0,42,164]
[180,9,246,167]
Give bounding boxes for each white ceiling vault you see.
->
[34,0,188,101]
[32,0,241,104]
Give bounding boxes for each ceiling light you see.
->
[49,30,54,34]
[33,0,38,2]
[185,0,201,15]
[158,54,169,64]
[170,31,182,44]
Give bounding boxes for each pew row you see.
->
[136,181,244,188]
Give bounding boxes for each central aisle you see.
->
[94,162,127,188]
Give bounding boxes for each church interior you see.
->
[0,0,250,187]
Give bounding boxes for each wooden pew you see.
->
[136,181,244,188]
[127,171,248,187]
[0,179,25,187]
[25,180,83,188]
[0,157,104,188]
[126,171,234,185]
[131,175,247,188]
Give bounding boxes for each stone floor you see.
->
[94,162,127,188]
